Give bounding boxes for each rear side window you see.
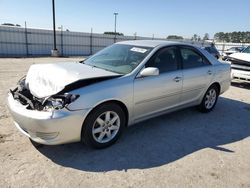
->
[180,48,210,69]
[209,47,218,53]
[204,47,212,53]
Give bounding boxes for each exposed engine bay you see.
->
[10,77,79,111]
[9,61,122,111]
[10,75,119,111]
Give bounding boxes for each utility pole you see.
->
[114,12,118,43]
[134,32,137,40]
[24,21,29,56]
[58,25,63,56]
[51,0,59,56]
[90,27,93,55]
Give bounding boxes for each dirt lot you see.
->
[0,58,250,188]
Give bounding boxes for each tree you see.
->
[1,23,21,27]
[166,35,183,40]
[104,31,124,36]
[2,23,15,26]
[203,33,209,41]
[191,34,197,41]
[214,32,224,41]
[214,31,250,43]
[224,33,228,41]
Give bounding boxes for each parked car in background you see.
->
[7,40,231,149]
[222,46,245,60]
[202,46,220,59]
[228,46,250,82]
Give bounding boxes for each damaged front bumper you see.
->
[7,93,88,145]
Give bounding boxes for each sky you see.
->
[0,0,249,38]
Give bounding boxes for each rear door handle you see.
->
[173,76,182,82]
[207,70,212,75]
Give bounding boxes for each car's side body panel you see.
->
[181,66,213,105]
[133,70,183,121]
[67,44,230,126]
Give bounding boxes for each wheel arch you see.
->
[210,82,221,94]
[80,99,129,147]
[83,99,129,129]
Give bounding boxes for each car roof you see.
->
[117,40,184,48]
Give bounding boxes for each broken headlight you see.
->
[43,93,80,111]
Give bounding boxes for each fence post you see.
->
[24,21,29,57]
[60,26,63,56]
[202,40,204,47]
[222,43,225,54]
[90,28,93,55]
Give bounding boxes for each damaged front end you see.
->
[10,77,79,112]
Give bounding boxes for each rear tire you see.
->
[81,103,125,149]
[198,85,219,113]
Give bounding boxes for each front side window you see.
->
[180,47,210,69]
[84,44,152,74]
[146,47,179,73]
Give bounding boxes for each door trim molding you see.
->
[135,91,181,105]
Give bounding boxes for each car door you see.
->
[133,46,183,120]
[179,46,213,105]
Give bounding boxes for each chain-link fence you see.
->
[2,25,246,57]
[0,26,161,57]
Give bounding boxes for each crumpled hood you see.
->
[229,53,250,62]
[25,62,119,98]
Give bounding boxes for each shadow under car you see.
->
[36,96,250,172]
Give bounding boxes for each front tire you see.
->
[198,85,219,113]
[29,138,44,148]
[81,103,125,149]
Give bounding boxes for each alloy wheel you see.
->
[204,88,217,109]
[92,111,120,143]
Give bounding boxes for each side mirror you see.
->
[139,67,159,77]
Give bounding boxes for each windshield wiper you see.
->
[91,65,124,75]
[79,59,85,63]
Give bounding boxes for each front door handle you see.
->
[173,76,182,82]
[207,70,212,75]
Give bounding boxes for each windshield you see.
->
[242,46,250,54]
[228,47,244,52]
[84,44,153,74]
[228,47,237,51]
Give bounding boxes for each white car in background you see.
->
[228,46,250,82]
[222,47,245,60]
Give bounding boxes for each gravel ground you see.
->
[0,57,250,188]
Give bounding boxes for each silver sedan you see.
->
[7,40,231,148]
